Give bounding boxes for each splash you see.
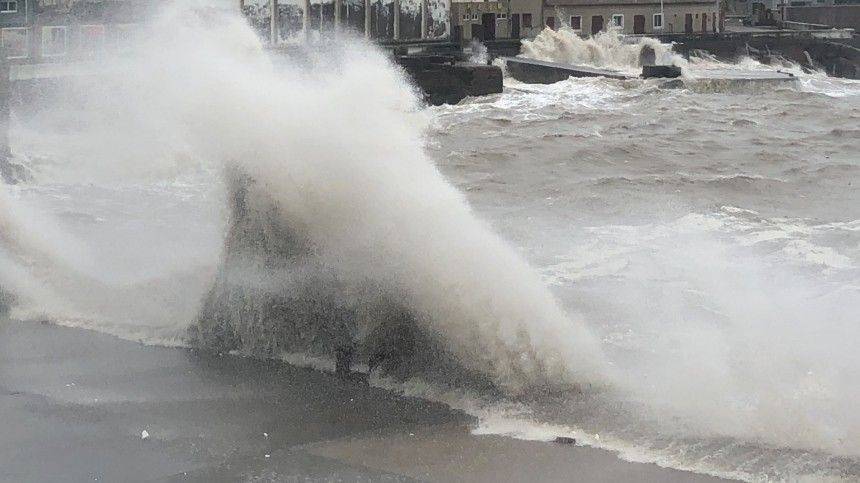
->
[0,1,606,391]
[520,28,683,75]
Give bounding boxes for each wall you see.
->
[667,33,860,78]
[784,5,860,30]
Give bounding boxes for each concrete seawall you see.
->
[652,33,860,79]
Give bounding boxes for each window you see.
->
[570,15,581,30]
[1,27,27,58]
[41,26,67,57]
[522,13,532,27]
[498,13,507,19]
[611,14,623,28]
[0,1,17,13]
[472,13,478,20]
[112,23,141,53]
[653,13,663,29]
[79,25,105,54]
[463,13,469,20]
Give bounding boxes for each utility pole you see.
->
[335,0,343,32]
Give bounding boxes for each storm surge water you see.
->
[2,1,859,481]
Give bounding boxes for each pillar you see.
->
[393,0,400,40]
[269,0,279,44]
[335,0,342,31]
[420,0,428,39]
[0,59,10,159]
[364,0,372,38]
[303,0,311,38]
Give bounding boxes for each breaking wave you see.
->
[519,28,683,75]
[1,2,859,481]
[0,2,606,392]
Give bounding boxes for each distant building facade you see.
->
[0,0,154,63]
[543,0,720,35]
[450,0,543,41]
[450,0,720,41]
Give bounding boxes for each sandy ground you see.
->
[0,319,728,482]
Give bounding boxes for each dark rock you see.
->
[639,45,657,66]
[553,436,577,445]
[659,79,686,89]
[641,65,683,79]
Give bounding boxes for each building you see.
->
[0,0,37,60]
[0,0,155,63]
[543,0,720,35]
[450,0,543,41]
[450,0,719,42]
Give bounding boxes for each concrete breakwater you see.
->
[395,54,503,105]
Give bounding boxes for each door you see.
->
[591,15,603,35]
[702,13,707,32]
[471,23,484,40]
[452,24,463,42]
[482,13,496,40]
[511,13,520,38]
[546,16,555,30]
[685,13,693,33]
[633,14,645,34]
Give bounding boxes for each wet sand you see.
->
[0,319,728,482]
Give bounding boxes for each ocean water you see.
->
[1,5,859,481]
[420,72,860,481]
